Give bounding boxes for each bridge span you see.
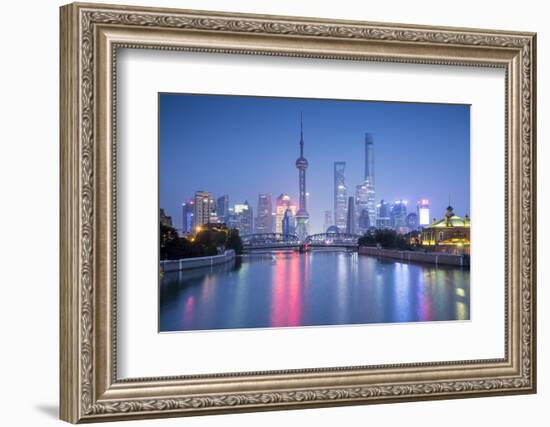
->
[241,232,361,252]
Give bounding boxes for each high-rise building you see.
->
[216,194,229,223]
[282,208,296,236]
[194,191,214,228]
[323,210,332,233]
[358,209,370,230]
[255,193,273,233]
[406,212,419,230]
[275,194,297,234]
[295,115,310,241]
[417,199,430,226]
[160,208,173,227]
[181,200,195,235]
[231,201,253,235]
[355,183,369,233]
[334,161,347,232]
[391,200,408,231]
[346,196,356,234]
[364,133,376,228]
[376,200,391,228]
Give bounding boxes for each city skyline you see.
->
[160,93,470,234]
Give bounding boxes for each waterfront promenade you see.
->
[358,246,469,267]
[160,249,236,272]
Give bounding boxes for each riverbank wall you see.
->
[160,250,236,272]
[358,246,469,267]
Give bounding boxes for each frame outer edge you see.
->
[60,3,81,424]
[59,2,537,422]
[529,33,537,393]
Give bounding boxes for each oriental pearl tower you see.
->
[295,114,309,241]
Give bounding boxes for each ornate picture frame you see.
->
[60,2,536,423]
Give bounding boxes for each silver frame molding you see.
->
[60,2,537,423]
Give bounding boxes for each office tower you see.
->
[358,209,370,231]
[334,161,347,232]
[406,212,419,230]
[216,194,229,223]
[194,190,214,228]
[255,193,273,233]
[417,199,430,226]
[181,200,195,235]
[232,201,253,235]
[376,199,391,228]
[355,183,369,233]
[282,208,296,236]
[323,210,332,233]
[295,115,310,241]
[275,193,297,234]
[159,208,173,227]
[364,133,376,228]
[346,196,356,234]
[391,200,408,230]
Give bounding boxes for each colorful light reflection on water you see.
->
[159,251,470,332]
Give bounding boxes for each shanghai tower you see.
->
[364,133,376,228]
[295,114,309,240]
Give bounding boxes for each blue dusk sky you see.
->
[159,93,470,234]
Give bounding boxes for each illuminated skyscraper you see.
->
[323,210,332,233]
[216,194,229,223]
[364,133,376,228]
[346,196,356,234]
[334,161,347,232]
[376,200,391,228]
[275,194,297,234]
[231,201,253,235]
[295,115,310,241]
[391,200,408,231]
[194,191,214,228]
[358,209,370,230]
[255,193,273,233]
[355,183,369,233]
[282,208,296,236]
[181,200,195,235]
[417,199,430,226]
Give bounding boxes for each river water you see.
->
[159,251,470,332]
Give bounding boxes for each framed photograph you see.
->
[60,2,537,423]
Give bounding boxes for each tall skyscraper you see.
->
[417,199,430,226]
[364,133,376,228]
[295,115,310,241]
[231,201,253,235]
[391,200,408,231]
[358,209,370,230]
[346,196,356,234]
[194,190,214,228]
[275,194,297,234]
[181,200,195,235]
[216,194,229,223]
[255,193,273,233]
[355,183,369,233]
[323,210,332,233]
[282,208,296,236]
[334,161,347,232]
[376,199,391,228]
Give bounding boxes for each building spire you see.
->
[300,112,304,157]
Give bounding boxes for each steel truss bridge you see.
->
[241,232,361,251]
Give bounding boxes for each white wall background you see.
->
[0,0,546,426]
